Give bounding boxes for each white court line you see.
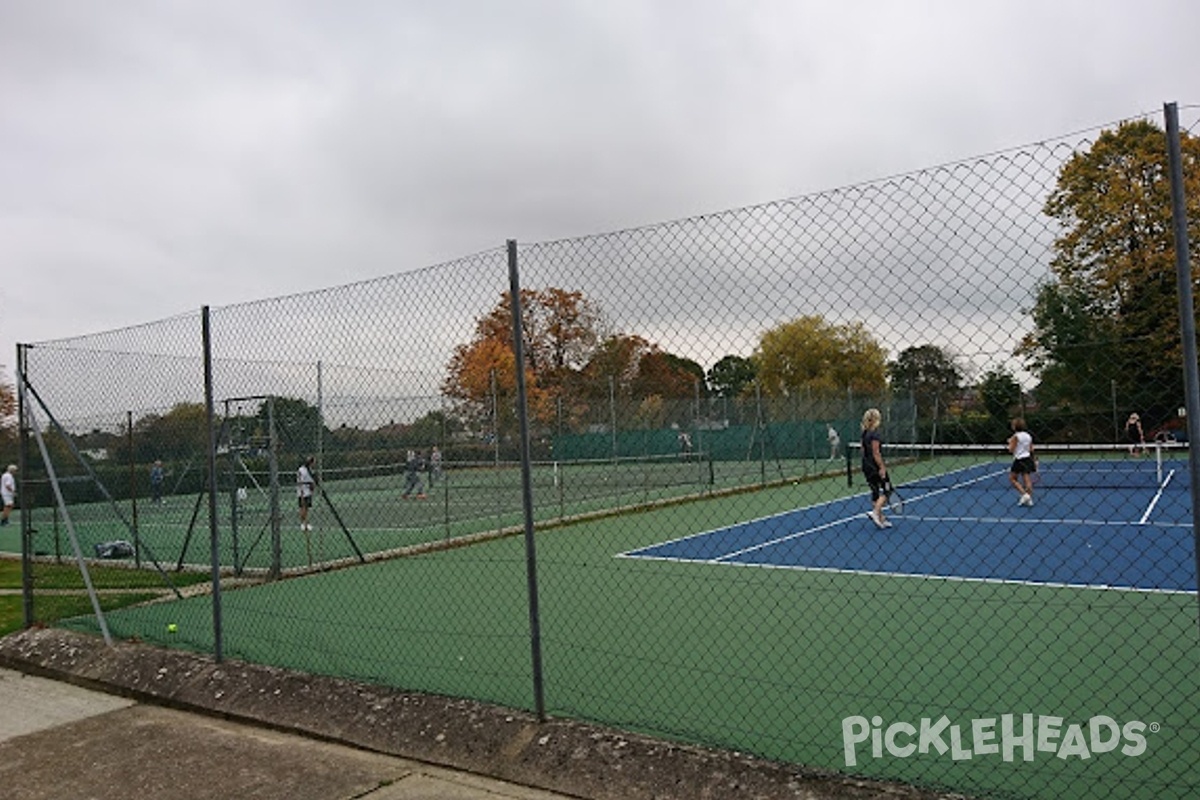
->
[620,463,1188,567]
[616,465,1195,595]
[890,513,1191,528]
[623,544,1197,596]
[710,468,1008,562]
[713,515,859,562]
[615,478,898,558]
[713,560,1198,596]
[1139,469,1175,524]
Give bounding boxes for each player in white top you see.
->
[1,465,16,526]
[827,424,841,461]
[1007,418,1036,506]
[297,457,316,531]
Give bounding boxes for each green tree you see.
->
[1020,119,1200,427]
[130,403,209,462]
[257,397,323,455]
[754,315,887,398]
[707,355,757,398]
[405,409,462,445]
[888,345,964,420]
[978,368,1022,424]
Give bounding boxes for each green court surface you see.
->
[5,456,830,572]
[48,465,1200,800]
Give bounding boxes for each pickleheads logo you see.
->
[841,714,1156,767]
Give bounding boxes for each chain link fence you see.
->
[10,105,1200,799]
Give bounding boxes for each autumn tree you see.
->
[631,352,704,400]
[460,288,603,395]
[1020,119,1200,427]
[443,288,604,435]
[0,369,15,466]
[754,316,887,398]
[570,335,703,430]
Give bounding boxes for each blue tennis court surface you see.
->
[623,461,1198,593]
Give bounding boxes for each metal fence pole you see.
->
[316,360,324,484]
[202,306,224,662]
[1164,102,1200,631]
[508,239,546,721]
[128,410,141,569]
[17,343,33,629]
[268,396,281,579]
[609,375,617,461]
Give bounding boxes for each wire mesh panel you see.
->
[511,109,1200,800]
[12,107,1200,799]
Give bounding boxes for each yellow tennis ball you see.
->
[167,623,178,633]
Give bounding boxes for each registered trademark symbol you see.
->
[1149,722,1161,734]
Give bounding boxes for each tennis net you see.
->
[846,441,1189,491]
[253,451,715,497]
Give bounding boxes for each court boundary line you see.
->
[616,463,1000,560]
[881,513,1192,529]
[718,559,1200,596]
[619,466,1196,595]
[614,484,878,558]
[1139,468,1176,524]
[621,550,1196,595]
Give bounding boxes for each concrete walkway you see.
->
[0,628,955,800]
[0,667,577,800]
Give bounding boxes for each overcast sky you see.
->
[2,0,1198,383]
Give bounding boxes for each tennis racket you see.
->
[883,474,904,514]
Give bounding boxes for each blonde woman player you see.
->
[1007,418,1036,506]
[1125,412,1145,457]
[860,409,891,528]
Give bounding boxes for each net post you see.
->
[845,442,854,487]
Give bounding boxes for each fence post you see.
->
[202,306,224,662]
[508,239,546,721]
[268,396,281,579]
[17,343,33,630]
[1164,103,1200,630]
[128,410,141,569]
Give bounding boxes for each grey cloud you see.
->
[2,0,1199,375]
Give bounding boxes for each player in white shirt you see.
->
[297,457,316,530]
[1007,419,1036,506]
[1,465,16,526]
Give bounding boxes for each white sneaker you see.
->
[867,511,885,529]
[1018,493,1031,506]
[881,517,893,528]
